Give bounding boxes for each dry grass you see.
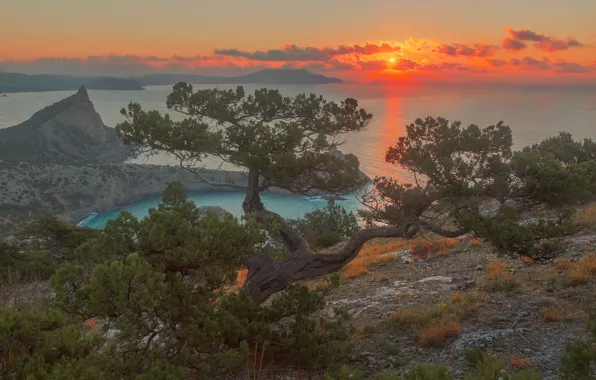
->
[575,202,596,226]
[82,319,98,329]
[554,259,575,271]
[235,269,248,290]
[418,320,461,347]
[482,274,522,293]
[487,259,507,279]
[509,355,532,369]
[541,307,570,323]
[564,253,596,286]
[342,234,462,280]
[389,292,482,334]
[468,238,482,248]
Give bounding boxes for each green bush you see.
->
[288,200,360,249]
[47,183,353,379]
[559,312,596,380]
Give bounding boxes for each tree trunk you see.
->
[240,169,466,304]
[242,168,264,214]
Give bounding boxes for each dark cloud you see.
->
[485,56,592,73]
[502,38,527,52]
[487,59,508,67]
[282,60,356,71]
[392,59,420,71]
[433,43,498,57]
[506,29,583,52]
[214,43,401,62]
[552,62,594,73]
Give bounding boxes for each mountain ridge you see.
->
[0,69,343,92]
[0,86,131,164]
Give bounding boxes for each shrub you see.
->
[402,364,455,380]
[464,350,541,380]
[418,320,461,347]
[48,184,354,379]
[559,312,596,380]
[288,200,360,249]
[458,205,576,261]
[324,364,365,380]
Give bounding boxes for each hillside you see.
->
[0,86,131,164]
[0,73,144,92]
[136,69,343,85]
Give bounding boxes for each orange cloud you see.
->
[433,43,499,57]
[214,42,401,62]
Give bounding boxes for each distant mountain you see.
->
[0,86,131,164]
[136,69,343,86]
[0,73,144,93]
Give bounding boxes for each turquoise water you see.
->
[79,190,363,229]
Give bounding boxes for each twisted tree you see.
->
[116,84,595,302]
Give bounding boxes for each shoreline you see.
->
[75,186,361,227]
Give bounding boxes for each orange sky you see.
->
[2,0,595,84]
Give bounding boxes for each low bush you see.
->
[288,200,360,249]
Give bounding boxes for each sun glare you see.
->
[388,58,396,63]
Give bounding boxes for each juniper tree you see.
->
[116,85,595,302]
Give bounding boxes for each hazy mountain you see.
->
[0,73,144,93]
[136,69,343,86]
[0,86,130,164]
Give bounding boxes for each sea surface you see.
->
[1,84,595,227]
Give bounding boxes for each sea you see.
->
[1,84,595,228]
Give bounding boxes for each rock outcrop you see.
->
[0,161,249,234]
[0,86,130,164]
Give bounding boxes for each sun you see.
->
[388,58,396,63]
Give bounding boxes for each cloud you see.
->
[282,60,356,71]
[505,28,583,52]
[433,43,498,57]
[502,38,527,52]
[487,59,508,67]
[214,42,401,62]
[552,62,594,73]
[485,56,593,74]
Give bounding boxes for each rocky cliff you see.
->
[0,86,130,164]
[0,161,249,234]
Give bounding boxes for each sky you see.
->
[2,0,596,85]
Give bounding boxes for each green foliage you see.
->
[559,312,596,380]
[21,216,99,263]
[47,183,353,379]
[463,350,541,380]
[372,117,596,261]
[288,200,360,249]
[458,205,577,261]
[402,363,455,380]
[324,364,365,380]
[0,305,101,379]
[117,85,372,196]
[376,370,400,380]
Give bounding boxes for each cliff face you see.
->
[0,86,130,164]
[0,161,249,235]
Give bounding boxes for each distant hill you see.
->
[0,86,131,164]
[136,69,343,86]
[0,73,144,93]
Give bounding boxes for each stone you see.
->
[418,276,453,284]
[452,328,526,350]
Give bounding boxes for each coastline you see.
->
[1,160,370,234]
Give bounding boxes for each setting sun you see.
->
[388,58,396,63]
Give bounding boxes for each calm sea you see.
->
[1,84,595,227]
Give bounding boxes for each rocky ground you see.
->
[2,222,595,379]
[309,227,596,379]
